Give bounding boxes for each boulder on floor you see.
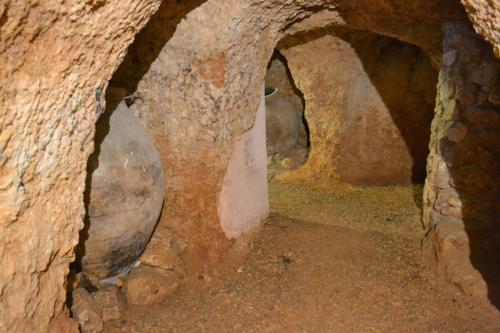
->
[140,226,186,276]
[71,288,104,333]
[92,285,127,322]
[124,266,179,306]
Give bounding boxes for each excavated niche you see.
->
[265,52,310,178]
[273,29,438,186]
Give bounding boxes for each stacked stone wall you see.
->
[424,22,500,301]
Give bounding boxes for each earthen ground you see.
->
[105,180,500,332]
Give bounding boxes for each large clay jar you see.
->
[265,86,301,154]
[80,100,165,281]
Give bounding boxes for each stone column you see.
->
[424,22,500,300]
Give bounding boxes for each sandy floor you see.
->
[106,181,500,332]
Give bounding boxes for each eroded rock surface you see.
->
[0,1,160,331]
[461,0,500,57]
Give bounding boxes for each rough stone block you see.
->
[476,146,498,174]
[425,219,487,299]
[124,266,179,306]
[432,160,452,189]
[92,285,127,322]
[435,188,462,208]
[488,85,500,105]
[464,108,500,130]
[140,226,185,274]
[434,188,463,218]
[71,288,104,333]
[442,50,458,67]
[451,165,496,193]
[455,82,478,105]
[446,122,468,143]
[469,61,499,88]
[48,314,79,333]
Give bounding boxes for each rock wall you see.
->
[279,32,437,185]
[0,1,161,331]
[461,0,500,57]
[423,22,500,304]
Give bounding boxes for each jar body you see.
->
[80,101,165,280]
[265,91,301,155]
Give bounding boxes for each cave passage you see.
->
[57,3,500,333]
[90,29,500,332]
[6,0,500,331]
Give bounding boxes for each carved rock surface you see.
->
[0,1,160,331]
[425,220,488,299]
[461,0,500,57]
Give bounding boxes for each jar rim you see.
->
[265,86,278,97]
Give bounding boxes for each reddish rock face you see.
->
[0,1,161,331]
[461,0,500,57]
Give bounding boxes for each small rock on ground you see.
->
[92,284,127,322]
[71,287,103,333]
[140,226,185,276]
[124,265,179,306]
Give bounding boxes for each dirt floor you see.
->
[106,180,500,332]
